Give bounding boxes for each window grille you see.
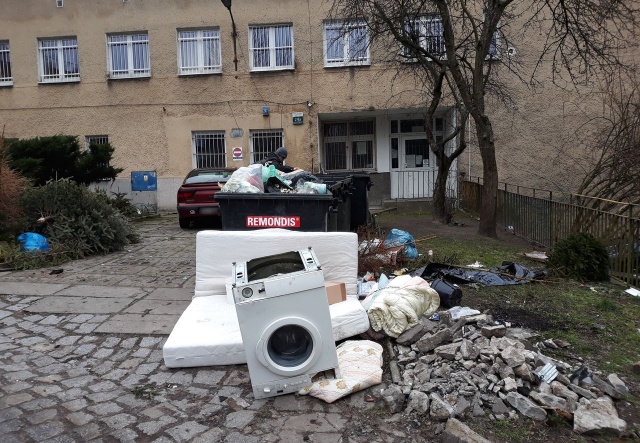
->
[107,33,150,79]
[323,121,375,171]
[38,38,80,83]
[0,42,12,86]
[178,29,221,75]
[249,25,294,71]
[324,20,369,67]
[85,135,109,149]
[56,0,63,7]
[403,16,445,59]
[250,129,283,163]
[192,131,226,168]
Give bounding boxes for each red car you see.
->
[176,168,236,228]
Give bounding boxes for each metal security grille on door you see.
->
[192,131,226,168]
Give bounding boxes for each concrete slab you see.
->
[54,285,146,298]
[27,296,132,314]
[0,282,70,296]
[144,288,194,301]
[94,313,180,335]
[123,299,190,315]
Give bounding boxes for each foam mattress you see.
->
[194,229,359,298]
[163,296,370,368]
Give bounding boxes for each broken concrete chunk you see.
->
[512,363,536,383]
[501,378,518,393]
[435,342,461,361]
[606,374,629,396]
[530,391,569,411]
[567,383,596,400]
[592,375,625,400]
[442,418,493,443]
[406,390,430,414]
[430,393,456,421]
[500,347,526,367]
[396,323,427,346]
[550,381,579,403]
[505,392,547,421]
[481,325,507,338]
[573,396,627,436]
[382,384,405,413]
[416,328,453,353]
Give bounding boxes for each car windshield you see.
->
[184,170,233,184]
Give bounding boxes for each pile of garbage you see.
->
[378,308,630,437]
[220,164,329,195]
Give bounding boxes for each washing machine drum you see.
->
[256,317,323,377]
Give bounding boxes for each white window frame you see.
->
[322,120,376,171]
[107,33,150,79]
[177,28,222,75]
[323,20,370,67]
[37,37,80,83]
[0,41,12,86]
[248,25,294,72]
[249,129,284,163]
[192,131,227,168]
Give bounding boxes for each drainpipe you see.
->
[220,0,238,71]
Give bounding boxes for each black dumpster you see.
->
[316,172,372,231]
[215,178,352,232]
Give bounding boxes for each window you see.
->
[250,129,283,163]
[178,29,221,75]
[85,135,109,149]
[192,131,226,168]
[249,25,294,71]
[107,33,150,79]
[487,29,499,59]
[323,120,375,171]
[323,20,369,67]
[0,42,12,86]
[56,0,63,7]
[403,16,445,60]
[38,37,80,83]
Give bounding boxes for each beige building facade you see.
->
[0,0,609,210]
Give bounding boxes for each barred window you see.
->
[324,20,369,67]
[192,131,226,168]
[403,16,445,60]
[107,33,150,79]
[249,25,294,71]
[85,135,109,149]
[250,129,283,163]
[323,120,375,171]
[0,42,12,86]
[38,37,80,83]
[178,29,221,75]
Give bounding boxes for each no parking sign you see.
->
[232,147,243,161]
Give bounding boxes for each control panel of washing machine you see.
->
[252,374,313,399]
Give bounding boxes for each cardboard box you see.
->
[325,281,347,305]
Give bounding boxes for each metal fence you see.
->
[461,177,640,285]
[392,169,458,200]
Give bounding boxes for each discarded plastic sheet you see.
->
[448,306,481,320]
[523,251,548,262]
[298,340,383,403]
[536,362,559,384]
[466,261,484,268]
[17,232,50,253]
[421,261,545,286]
[625,287,640,297]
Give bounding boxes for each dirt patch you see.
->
[484,306,559,331]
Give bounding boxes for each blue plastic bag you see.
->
[383,229,418,259]
[17,232,50,252]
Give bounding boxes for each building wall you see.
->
[0,0,619,210]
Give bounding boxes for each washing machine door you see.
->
[256,317,323,377]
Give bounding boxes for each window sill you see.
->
[0,81,13,87]
[178,70,222,77]
[324,61,371,68]
[249,66,295,73]
[38,78,80,84]
[108,74,151,81]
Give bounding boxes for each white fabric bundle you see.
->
[364,275,440,338]
[298,340,383,403]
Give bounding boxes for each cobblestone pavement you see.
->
[0,215,432,443]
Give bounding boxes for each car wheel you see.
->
[179,218,191,229]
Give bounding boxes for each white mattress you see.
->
[163,296,370,368]
[194,229,359,298]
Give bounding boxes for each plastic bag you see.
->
[383,228,418,259]
[221,164,264,193]
[17,232,50,252]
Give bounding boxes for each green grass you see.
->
[375,210,640,381]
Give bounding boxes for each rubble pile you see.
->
[381,310,629,437]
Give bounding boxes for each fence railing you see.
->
[461,178,640,285]
[392,169,458,200]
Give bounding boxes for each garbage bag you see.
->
[17,232,50,252]
[383,229,418,259]
[421,261,546,286]
[221,164,264,193]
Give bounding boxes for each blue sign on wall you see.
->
[131,171,157,191]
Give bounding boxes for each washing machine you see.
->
[232,248,340,399]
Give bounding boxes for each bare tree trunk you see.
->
[432,154,453,223]
[476,117,498,238]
